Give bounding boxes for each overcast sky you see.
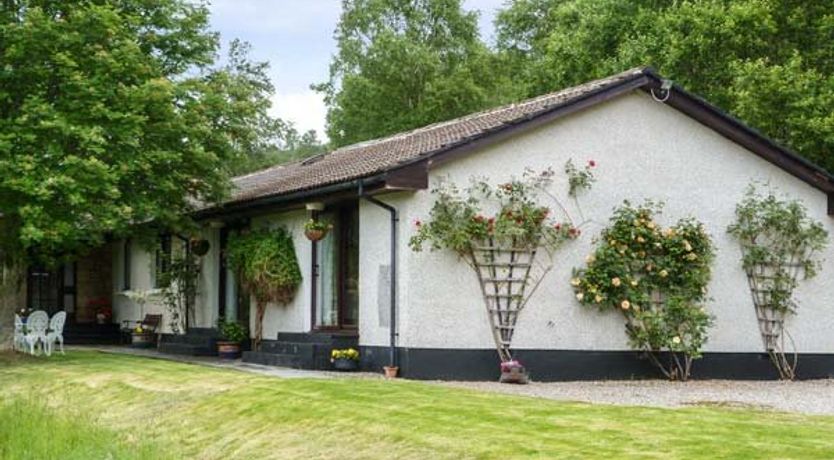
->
[208,0,506,140]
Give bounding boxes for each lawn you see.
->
[1,351,833,459]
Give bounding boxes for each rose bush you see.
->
[572,201,714,380]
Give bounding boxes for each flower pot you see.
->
[130,332,154,348]
[217,341,242,359]
[499,362,529,384]
[383,366,399,379]
[332,358,358,371]
[305,229,327,241]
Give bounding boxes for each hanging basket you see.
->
[190,238,211,256]
[305,228,328,242]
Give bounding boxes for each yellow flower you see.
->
[630,279,639,287]
[633,219,641,227]
[672,336,681,344]
[663,228,676,238]
[570,277,581,287]
[620,300,631,310]
[647,221,656,229]
[586,254,596,264]
[686,253,698,261]
[576,292,585,301]
[683,240,692,252]
[611,277,622,287]
[659,269,668,278]
[636,236,645,244]
[594,294,603,303]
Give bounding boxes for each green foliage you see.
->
[316,0,516,147]
[495,0,834,173]
[409,163,595,255]
[158,244,200,335]
[229,126,326,176]
[226,227,301,348]
[330,348,360,362]
[727,185,828,313]
[217,318,249,343]
[0,1,283,264]
[304,219,333,233]
[572,201,714,380]
[226,227,302,305]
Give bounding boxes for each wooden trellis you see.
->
[743,259,800,380]
[466,237,549,362]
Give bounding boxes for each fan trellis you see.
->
[467,237,549,362]
[743,258,800,380]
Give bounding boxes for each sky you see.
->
[208,0,506,141]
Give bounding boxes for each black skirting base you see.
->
[359,346,834,381]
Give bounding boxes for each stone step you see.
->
[242,351,302,368]
[158,342,217,357]
[276,331,358,346]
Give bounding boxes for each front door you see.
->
[27,264,75,315]
[314,203,359,330]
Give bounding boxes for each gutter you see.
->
[358,181,399,371]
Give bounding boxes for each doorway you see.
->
[26,264,75,315]
[314,202,359,330]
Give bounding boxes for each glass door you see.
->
[315,203,359,329]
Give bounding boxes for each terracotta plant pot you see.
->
[217,341,241,359]
[305,229,327,241]
[332,358,358,371]
[383,366,399,379]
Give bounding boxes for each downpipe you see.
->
[358,182,399,370]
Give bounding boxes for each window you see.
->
[154,234,172,288]
[122,238,132,290]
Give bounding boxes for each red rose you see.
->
[588,160,596,167]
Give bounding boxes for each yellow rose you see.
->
[630,279,639,287]
[570,277,581,287]
[672,336,681,344]
[647,221,656,229]
[576,292,584,301]
[611,277,621,287]
[620,300,631,310]
[636,236,645,244]
[683,240,692,252]
[687,253,698,261]
[594,294,603,303]
[659,269,668,278]
[586,254,596,264]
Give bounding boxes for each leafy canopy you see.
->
[0,0,282,263]
[315,0,515,147]
[495,0,834,173]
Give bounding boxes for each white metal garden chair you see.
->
[13,314,26,351]
[44,311,67,356]
[23,310,49,355]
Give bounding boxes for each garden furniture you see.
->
[23,310,49,355]
[44,311,67,356]
[13,314,26,351]
[121,313,162,345]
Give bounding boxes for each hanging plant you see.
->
[190,237,211,256]
[226,227,302,350]
[572,201,714,381]
[727,185,828,379]
[304,219,333,242]
[410,160,596,376]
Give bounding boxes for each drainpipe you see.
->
[358,182,399,370]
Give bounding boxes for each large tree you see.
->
[496,0,834,172]
[316,0,515,147]
[0,0,281,263]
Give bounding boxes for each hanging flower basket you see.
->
[190,238,211,256]
[304,219,332,241]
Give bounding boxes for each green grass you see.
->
[1,351,833,459]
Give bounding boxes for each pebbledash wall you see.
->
[360,90,834,380]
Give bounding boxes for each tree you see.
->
[228,124,326,176]
[0,0,282,264]
[495,0,834,172]
[316,0,515,147]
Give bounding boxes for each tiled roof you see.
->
[225,67,649,206]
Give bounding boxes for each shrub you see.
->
[572,201,714,380]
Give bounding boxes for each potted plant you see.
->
[304,219,333,242]
[499,360,528,384]
[383,365,399,379]
[90,298,112,324]
[130,325,154,348]
[330,348,359,371]
[190,237,211,256]
[217,318,248,359]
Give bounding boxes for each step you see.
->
[276,331,358,346]
[260,341,316,357]
[242,351,302,368]
[160,333,218,346]
[158,342,217,357]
